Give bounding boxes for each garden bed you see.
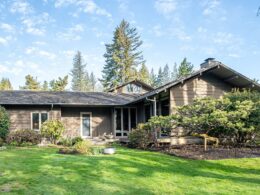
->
[162,145,260,160]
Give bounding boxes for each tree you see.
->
[42,81,49,91]
[162,64,170,84]
[71,51,89,92]
[0,78,13,90]
[171,63,178,81]
[177,58,194,78]
[0,106,9,140]
[101,19,144,90]
[49,76,68,91]
[138,63,150,84]
[89,72,96,92]
[156,67,164,87]
[20,75,41,90]
[150,68,157,87]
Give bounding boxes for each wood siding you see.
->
[6,106,61,131]
[61,107,113,137]
[170,75,232,113]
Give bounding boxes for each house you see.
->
[0,58,259,139]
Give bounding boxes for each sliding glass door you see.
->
[115,107,137,137]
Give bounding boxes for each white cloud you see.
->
[33,41,47,46]
[61,50,76,58]
[213,32,237,45]
[21,12,52,36]
[55,0,111,18]
[202,0,220,16]
[155,0,177,15]
[0,37,8,45]
[25,47,56,59]
[197,27,207,33]
[0,23,15,33]
[152,25,164,37]
[10,0,33,14]
[228,53,240,58]
[57,24,85,41]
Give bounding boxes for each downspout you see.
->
[51,104,53,120]
[146,96,157,116]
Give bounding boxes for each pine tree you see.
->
[101,19,144,90]
[171,63,178,81]
[20,75,41,90]
[156,67,164,87]
[177,58,194,78]
[138,63,150,84]
[0,78,13,90]
[42,81,49,91]
[162,64,170,84]
[89,72,96,92]
[49,76,68,91]
[71,51,89,91]
[150,68,157,87]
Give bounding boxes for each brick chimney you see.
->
[200,58,218,69]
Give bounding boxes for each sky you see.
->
[0,0,260,89]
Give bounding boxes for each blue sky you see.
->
[0,0,260,89]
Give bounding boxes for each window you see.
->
[31,112,48,131]
[127,84,141,93]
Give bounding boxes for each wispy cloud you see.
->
[154,0,177,15]
[202,0,220,16]
[25,47,56,59]
[0,23,15,33]
[55,0,111,18]
[57,24,85,41]
[9,0,33,14]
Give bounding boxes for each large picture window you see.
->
[31,112,48,131]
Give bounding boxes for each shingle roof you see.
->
[0,91,138,106]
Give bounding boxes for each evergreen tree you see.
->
[138,63,150,84]
[177,58,194,78]
[156,67,164,87]
[89,72,96,92]
[71,51,89,91]
[171,63,178,81]
[150,68,157,87]
[49,76,68,91]
[101,19,144,90]
[42,81,49,91]
[162,64,170,84]
[20,75,41,90]
[0,78,13,90]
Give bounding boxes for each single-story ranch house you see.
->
[0,58,259,139]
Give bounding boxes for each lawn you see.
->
[0,147,259,194]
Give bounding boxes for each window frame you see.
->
[31,112,49,131]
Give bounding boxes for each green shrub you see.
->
[58,147,78,155]
[0,137,4,147]
[58,137,73,147]
[72,136,83,145]
[128,123,154,149]
[91,146,104,155]
[74,140,92,154]
[0,106,9,140]
[41,120,65,144]
[6,129,41,146]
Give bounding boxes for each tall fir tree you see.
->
[171,63,178,81]
[70,51,89,91]
[20,75,41,90]
[50,76,68,91]
[89,72,96,92]
[177,58,194,78]
[0,78,13,90]
[138,63,150,84]
[42,81,49,91]
[150,68,157,87]
[156,67,164,87]
[162,64,170,84]
[101,19,144,90]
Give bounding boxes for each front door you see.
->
[81,112,92,138]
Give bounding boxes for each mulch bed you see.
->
[160,145,260,160]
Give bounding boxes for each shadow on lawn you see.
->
[0,147,260,194]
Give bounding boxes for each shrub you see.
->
[177,90,260,146]
[0,106,9,140]
[58,148,78,155]
[72,136,83,145]
[41,120,65,144]
[0,137,4,147]
[128,123,154,149]
[6,129,41,146]
[74,140,92,154]
[91,146,104,155]
[58,137,73,147]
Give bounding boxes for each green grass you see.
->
[0,147,259,195]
